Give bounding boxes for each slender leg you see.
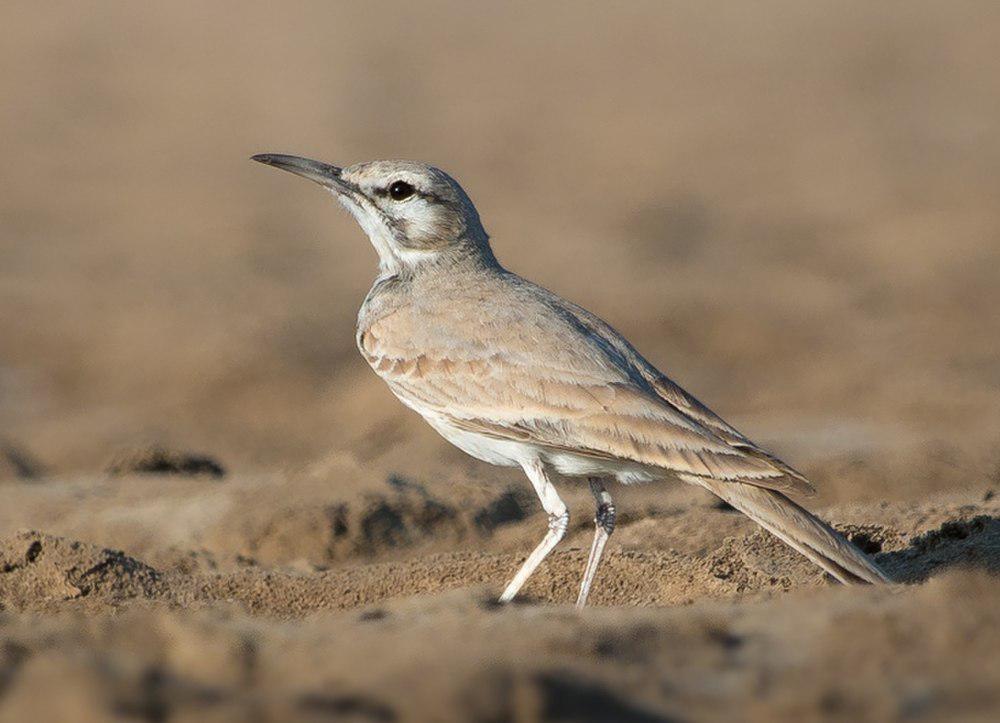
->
[575,478,616,608]
[499,459,569,603]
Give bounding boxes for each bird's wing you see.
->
[644,372,813,491]
[564,304,815,492]
[359,284,814,496]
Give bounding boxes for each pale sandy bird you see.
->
[252,154,892,606]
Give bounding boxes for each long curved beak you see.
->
[251,153,349,193]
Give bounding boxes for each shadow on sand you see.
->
[861,515,1000,584]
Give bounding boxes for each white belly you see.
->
[421,413,530,467]
[420,408,663,485]
[387,384,663,483]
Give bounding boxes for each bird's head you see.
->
[252,154,492,274]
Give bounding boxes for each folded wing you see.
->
[360,293,814,497]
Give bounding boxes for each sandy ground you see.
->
[3,1,1000,720]
[0,476,998,721]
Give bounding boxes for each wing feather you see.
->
[359,276,815,496]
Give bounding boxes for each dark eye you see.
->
[388,180,415,201]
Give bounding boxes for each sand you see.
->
[1,472,998,721]
[3,1,1000,720]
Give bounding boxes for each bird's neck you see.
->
[388,237,502,280]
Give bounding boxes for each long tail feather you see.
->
[682,474,892,584]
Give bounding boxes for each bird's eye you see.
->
[388,180,415,201]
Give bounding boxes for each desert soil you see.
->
[0,472,998,721]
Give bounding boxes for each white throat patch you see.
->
[333,191,400,274]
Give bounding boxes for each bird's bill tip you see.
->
[250,153,343,187]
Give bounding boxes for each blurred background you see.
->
[2,0,999,501]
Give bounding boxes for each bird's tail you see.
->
[681,474,892,584]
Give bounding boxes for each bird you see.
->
[251,153,892,607]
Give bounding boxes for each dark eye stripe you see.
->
[373,184,440,203]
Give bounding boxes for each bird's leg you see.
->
[575,477,616,608]
[498,459,568,603]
